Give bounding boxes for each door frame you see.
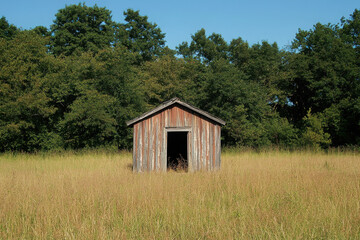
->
[164,127,192,171]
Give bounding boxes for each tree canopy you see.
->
[50,3,117,56]
[0,4,359,152]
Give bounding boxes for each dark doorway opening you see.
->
[167,131,188,171]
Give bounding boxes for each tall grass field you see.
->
[0,150,359,239]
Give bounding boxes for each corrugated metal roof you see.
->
[126,97,226,127]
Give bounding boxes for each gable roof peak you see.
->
[126,98,226,127]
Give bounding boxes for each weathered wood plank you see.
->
[149,118,153,171]
[212,124,216,170]
[154,116,158,171]
[161,111,167,172]
[206,121,209,170]
[153,116,157,170]
[209,123,213,170]
[202,119,206,170]
[165,108,169,127]
[180,108,184,127]
[144,119,148,171]
[197,116,201,170]
[192,114,195,170]
[133,124,137,172]
[188,131,192,172]
[138,122,142,172]
[218,126,221,169]
[177,107,180,126]
[215,125,221,169]
[157,115,161,171]
[215,126,219,170]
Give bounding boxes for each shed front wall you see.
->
[132,105,221,172]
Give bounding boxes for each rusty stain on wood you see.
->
[133,124,137,172]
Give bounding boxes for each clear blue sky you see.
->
[1,0,358,50]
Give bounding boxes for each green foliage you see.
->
[280,12,360,146]
[139,55,192,106]
[31,26,51,37]
[300,110,331,149]
[0,31,56,151]
[0,6,359,152]
[198,59,274,147]
[264,113,298,147]
[50,3,116,56]
[0,16,18,40]
[43,48,145,150]
[322,98,360,145]
[288,22,357,114]
[118,9,166,62]
[341,9,360,55]
[94,47,146,148]
[177,28,228,63]
[60,90,116,149]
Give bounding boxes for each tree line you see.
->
[0,3,359,152]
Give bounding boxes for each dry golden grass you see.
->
[0,150,359,239]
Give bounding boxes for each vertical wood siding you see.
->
[132,104,222,172]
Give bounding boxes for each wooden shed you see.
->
[126,98,225,172]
